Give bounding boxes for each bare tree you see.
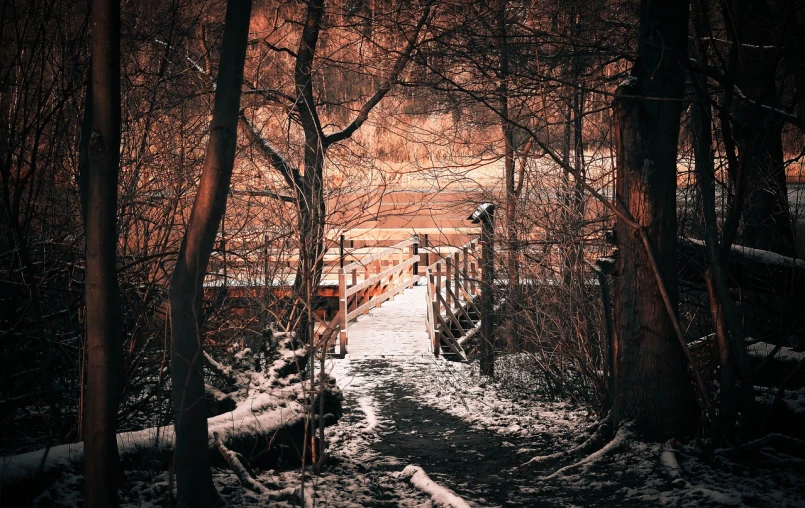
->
[82,0,124,504]
[241,0,432,344]
[169,1,252,505]
[729,0,795,256]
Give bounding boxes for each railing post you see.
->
[454,251,460,308]
[374,257,381,297]
[470,240,477,295]
[445,257,452,309]
[435,261,442,318]
[428,268,440,356]
[413,240,419,276]
[462,246,468,289]
[338,267,347,355]
[340,234,345,268]
[479,210,495,377]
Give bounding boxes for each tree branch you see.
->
[239,113,302,192]
[323,2,434,146]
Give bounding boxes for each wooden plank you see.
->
[346,275,419,321]
[345,256,418,296]
[457,322,482,346]
[436,290,465,337]
[342,237,417,272]
[436,320,467,361]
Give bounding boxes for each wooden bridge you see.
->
[319,235,485,360]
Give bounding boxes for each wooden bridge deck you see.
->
[336,284,431,357]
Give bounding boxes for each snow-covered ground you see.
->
[19,285,805,507]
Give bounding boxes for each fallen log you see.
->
[678,238,805,300]
[0,334,342,504]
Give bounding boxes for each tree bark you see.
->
[169,1,252,506]
[612,0,698,440]
[83,0,124,505]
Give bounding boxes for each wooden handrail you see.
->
[424,238,481,359]
[332,236,420,357]
[342,237,418,272]
[345,256,418,297]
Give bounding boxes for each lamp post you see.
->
[469,203,495,377]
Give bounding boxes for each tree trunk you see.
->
[169,1,252,506]
[496,0,517,289]
[613,0,697,440]
[689,11,754,438]
[733,0,794,256]
[83,0,124,505]
[289,0,325,352]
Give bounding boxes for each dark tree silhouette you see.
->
[612,0,698,440]
[82,0,124,505]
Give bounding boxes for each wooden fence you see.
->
[326,237,420,357]
[424,238,482,361]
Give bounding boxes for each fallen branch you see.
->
[715,433,805,459]
[401,465,470,508]
[660,445,687,487]
[214,432,277,494]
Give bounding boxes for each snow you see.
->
[747,340,805,363]
[685,237,805,270]
[8,284,805,506]
[342,285,431,357]
[358,396,380,433]
[400,465,471,508]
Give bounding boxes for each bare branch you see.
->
[323,2,434,146]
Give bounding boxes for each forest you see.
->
[1,0,804,506]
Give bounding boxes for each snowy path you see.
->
[341,283,431,357]
[318,284,593,506]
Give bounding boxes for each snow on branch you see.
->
[683,238,805,271]
[400,465,471,508]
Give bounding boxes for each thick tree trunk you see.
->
[169,1,252,506]
[83,0,123,505]
[612,0,697,440]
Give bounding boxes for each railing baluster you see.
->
[462,246,468,295]
[454,251,460,308]
[445,257,452,309]
[435,261,442,319]
[338,267,347,356]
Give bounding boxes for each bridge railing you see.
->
[424,238,481,360]
[327,237,420,356]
